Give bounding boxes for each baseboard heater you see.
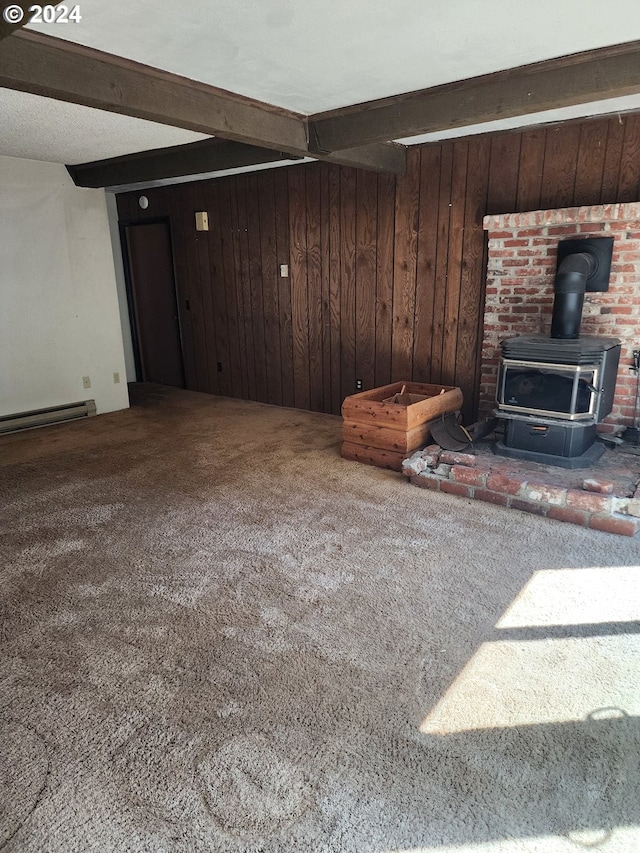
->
[0,400,97,434]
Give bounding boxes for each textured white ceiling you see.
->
[0,90,209,164]
[1,0,639,171]
[25,0,640,113]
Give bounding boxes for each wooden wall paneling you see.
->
[456,136,491,417]
[199,180,226,395]
[374,171,395,390]
[539,124,581,209]
[516,128,546,210]
[339,166,357,401]
[228,177,250,399]
[288,166,311,409]
[245,174,269,402]
[305,166,324,412]
[218,178,244,399]
[234,176,258,401]
[412,146,440,384]
[573,119,608,206]
[355,169,378,391]
[486,133,521,215]
[441,140,469,386]
[318,163,333,412]
[391,146,420,381]
[618,114,640,201]
[117,111,640,421]
[257,171,283,406]
[430,143,454,383]
[180,184,210,393]
[273,169,295,409]
[328,165,343,414]
[166,188,198,391]
[600,116,626,202]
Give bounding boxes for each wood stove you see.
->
[493,237,621,468]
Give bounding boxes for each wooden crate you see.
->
[341,381,463,471]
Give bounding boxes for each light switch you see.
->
[195,211,209,231]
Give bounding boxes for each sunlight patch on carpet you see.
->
[496,566,640,628]
[381,824,640,852]
[421,635,640,733]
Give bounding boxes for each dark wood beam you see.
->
[0,29,405,174]
[67,138,298,188]
[309,40,640,151]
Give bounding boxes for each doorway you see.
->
[122,220,185,388]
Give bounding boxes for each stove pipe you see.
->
[550,251,596,340]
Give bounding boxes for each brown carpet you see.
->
[1,384,639,853]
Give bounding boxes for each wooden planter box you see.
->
[341,381,463,471]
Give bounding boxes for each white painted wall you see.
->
[0,155,129,417]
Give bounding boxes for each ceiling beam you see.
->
[67,138,299,188]
[0,30,405,174]
[309,40,640,152]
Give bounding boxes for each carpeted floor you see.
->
[1,384,639,853]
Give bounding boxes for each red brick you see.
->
[611,265,637,275]
[522,482,567,506]
[439,451,476,466]
[548,226,577,235]
[566,489,613,514]
[510,499,548,516]
[410,475,440,491]
[451,465,488,487]
[579,223,607,233]
[547,506,589,527]
[475,489,509,506]
[487,472,525,495]
[424,444,441,454]
[611,305,633,314]
[589,515,640,537]
[582,478,614,494]
[440,481,473,498]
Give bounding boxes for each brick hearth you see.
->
[403,443,640,537]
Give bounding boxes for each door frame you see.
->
[119,216,185,385]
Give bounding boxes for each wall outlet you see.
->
[355,379,363,391]
[280,264,289,277]
[113,372,121,384]
[82,376,91,389]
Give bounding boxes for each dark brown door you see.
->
[124,221,185,388]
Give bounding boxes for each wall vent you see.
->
[0,400,97,435]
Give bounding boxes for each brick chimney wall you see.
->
[480,202,640,431]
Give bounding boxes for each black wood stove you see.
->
[494,237,621,468]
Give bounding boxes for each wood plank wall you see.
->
[116,113,640,420]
